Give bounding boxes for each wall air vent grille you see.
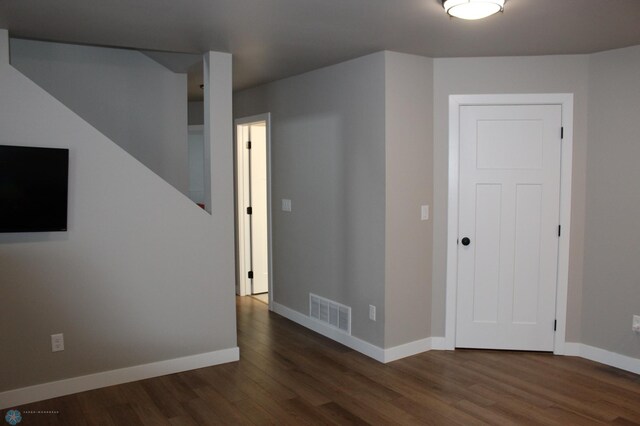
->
[309,293,351,334]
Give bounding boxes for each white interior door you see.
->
[456,104,562,351]
[249,123,269,294]
[236,124,252,296]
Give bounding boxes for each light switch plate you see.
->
[633,315,640,333]
[282,199,292,212]
[421,205,429,221]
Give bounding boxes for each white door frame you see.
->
[234,113,274,310]
[445,94,574,355]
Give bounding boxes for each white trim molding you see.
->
[273,302,447,363]
[273,302,386,362]
[430,337,447,350]
[234,113,274,311]
[445,94,574,355]
[562,343,640,375]
[384,337,447,363]
[0,347,240,410]
[580,345,640,375]
[383,339,432,363]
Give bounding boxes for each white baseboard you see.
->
[384,338,433,363]
[568,343,640,375]
[0,347,240,410]
[272,303,640,376]
[273,302,386,362]
[273,302,444,363]
[383,337,448,362]
[430,337,447,350]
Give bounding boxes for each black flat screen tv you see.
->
[0,145,69,233]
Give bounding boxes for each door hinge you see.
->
[558,225,561,237]
[248,271,254,279]
[246,141,252,149]
[561,127,564,139]
[554,320,557,331]
[247,206,253,215]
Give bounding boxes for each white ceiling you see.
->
[1,0,640,91]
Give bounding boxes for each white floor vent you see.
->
[309,293,351,334]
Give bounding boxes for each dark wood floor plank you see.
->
[188,387,253,426]
[239,348,333,406]
[192,366,249,404]
[457,352,618,422]
[167,415,199,426]
[229,398,281,425]
[453,399,521,426]
[10,296,640,425]
[139,377,191,419]
[278,397,344,426]
[106,402,145,426]
[260,343,415,424]
[318,401,372,426]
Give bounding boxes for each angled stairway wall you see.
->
[0,30,237,404]
[9,38,189,195]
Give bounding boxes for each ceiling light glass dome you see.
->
[443,0,505,20]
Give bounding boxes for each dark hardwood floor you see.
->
[9,296,640,425]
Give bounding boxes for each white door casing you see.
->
[446,94,574,355]
[235,114,273,307]
[456,104,561,350]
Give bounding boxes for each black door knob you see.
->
[461,237,471,246]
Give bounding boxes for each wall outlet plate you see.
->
[51,333,64,352]
[633,315,640,333]
[282,199,292,212]
[369,305,376,321]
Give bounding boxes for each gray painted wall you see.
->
[583,45,640,358]
[432,55,590,341]
[235,48,640,361]
[2,24,637,397]
[0,31,237,392]
[188,128,205,205]
[234,52,595,351]
[188,101,204,125]
[384,52,434,348]
[10,38,189,195]
[234,53,387,346]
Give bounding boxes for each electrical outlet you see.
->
[369,305,376,321]
[282,199,292,212]
[633,315,640,333]
[51,333,64,352]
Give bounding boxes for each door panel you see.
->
[250,123,269,294]
[473,184,502,324]
[476,120,544,170]
[512,184,542,324]
[237,125,252,296]
[456,104,561,351]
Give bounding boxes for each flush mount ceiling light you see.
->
[443,0,505,20]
